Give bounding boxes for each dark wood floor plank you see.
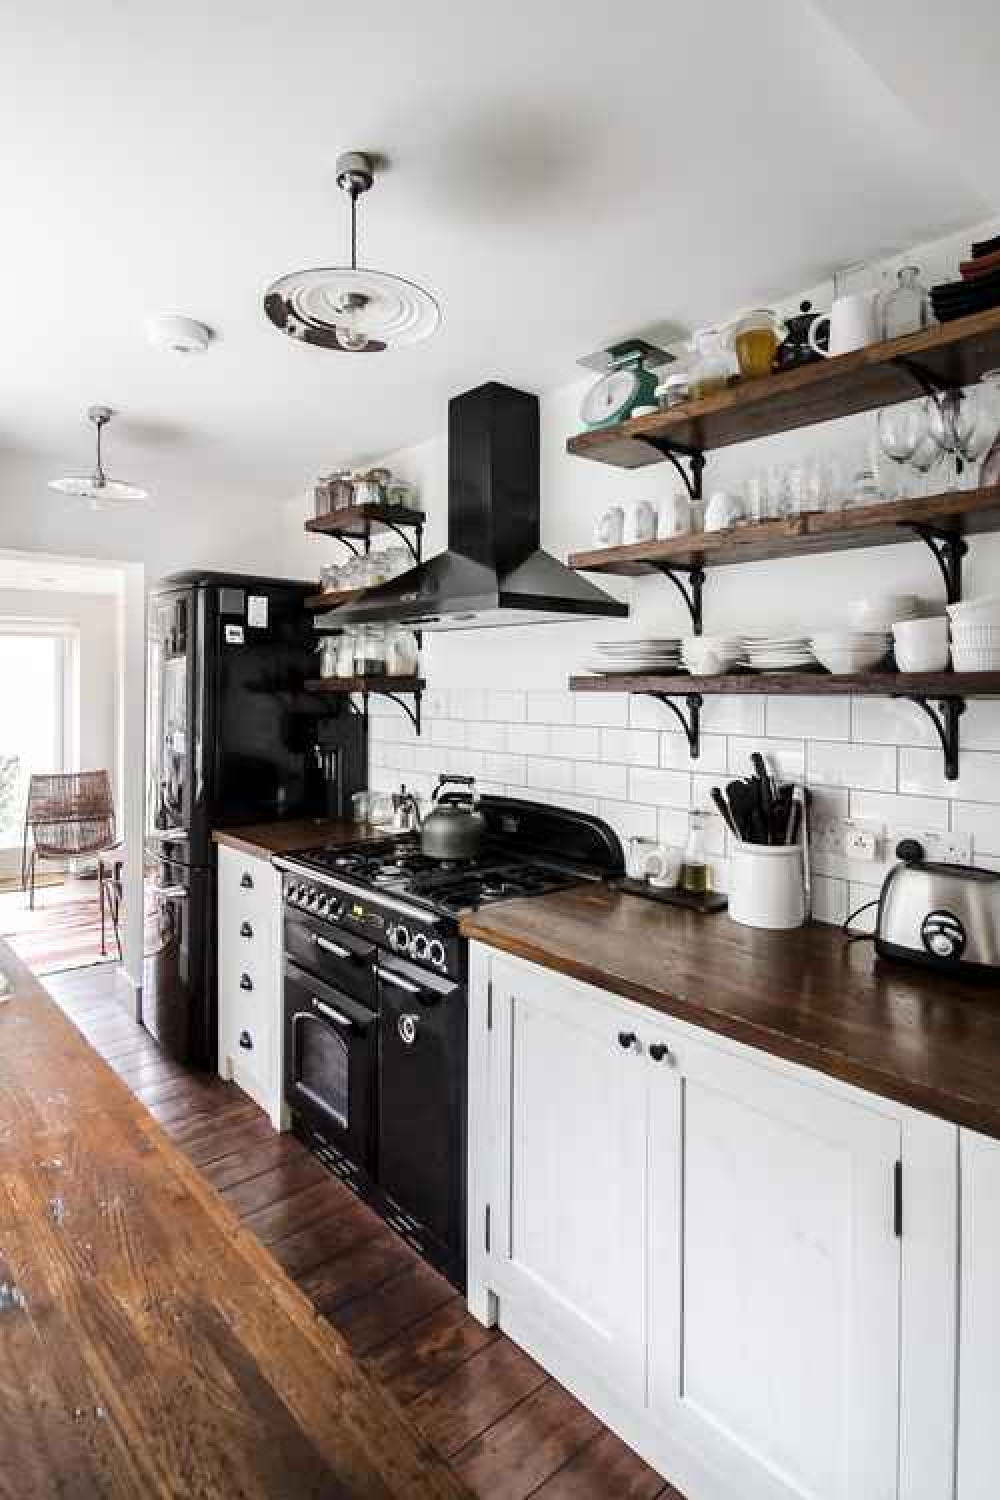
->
[221,1153,329,1219]
[365,1298,501,1406]
[529,1428,676,1499]
[452,1379,601,1499]
[239,1177,355,1245]
[201,1133,306,1192]
[300,1231,420,1317]
[181,1114,277,1167]
[330,1261,459,1358]
[409,1339,550,1457]
[270,1196,388,1279]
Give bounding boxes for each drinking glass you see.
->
[877,402,925,465]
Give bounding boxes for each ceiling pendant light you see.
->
[264,151,441,353]
[48,406,148,509]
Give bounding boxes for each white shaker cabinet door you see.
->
[647,1032,902,1500]
[487,957,647,1402]
[957,1127,1000,1500]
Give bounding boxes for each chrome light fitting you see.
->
[48,406,148,509]
[263,151,440,353]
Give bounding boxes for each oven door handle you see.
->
[313,934,353,961]
[152,884,188,902]
[375,964,422,995]
[313,998,354,1030]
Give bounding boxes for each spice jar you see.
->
[387,479,419,511]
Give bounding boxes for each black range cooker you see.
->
[275,796,624,1288]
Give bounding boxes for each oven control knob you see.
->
[428,939,446,969]
[316,896,330,915]
[391,924,410,952]
[412,933,429,960]
[307,890,320,908]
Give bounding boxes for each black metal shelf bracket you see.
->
[892,694,965,781]
[379,518,424,567]
[644,692,703,759]
[643,435,706,503]
[892,355,963,400]
[650,562,705,635]
[904,522,968,605]
[357,687,422,736]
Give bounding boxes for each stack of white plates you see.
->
[587,638,682,674]
[810,630,892,674]
[740,635,816,671]
[948,596,1000,670]
[680,635,745,675]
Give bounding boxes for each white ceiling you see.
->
[0,553,123,595]
[1,0,995,525]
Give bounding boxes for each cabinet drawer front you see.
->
[218,848,278,926]
[649,1034,901,1500]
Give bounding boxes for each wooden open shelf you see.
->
[305,502,425,539]
[567,307,1000,468]
[570,671,1000,697]
[569,484,1000,576]
[305,676,424,695]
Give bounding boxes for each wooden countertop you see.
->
[461,885,1000,1139]
[213,816,386,859]
[0,940,468,1500]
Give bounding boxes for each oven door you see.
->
[283,959,377,1172]
[284,907,377,1006]
[376,953,466,1265]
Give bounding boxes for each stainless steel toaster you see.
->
[876,844,1000,976]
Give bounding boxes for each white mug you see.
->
[624,499,657,545]
[808,291,878,358]
[594,505,625,547]
[659,491,692,538]
[704,491,743,532]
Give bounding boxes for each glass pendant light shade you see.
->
[48,406,148,507]
[264,151,440,353]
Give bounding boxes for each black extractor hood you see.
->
[325,383,628,631]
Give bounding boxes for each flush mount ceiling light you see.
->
[145,314,212,354]
[48,406,148,509]
[263,151,441,353]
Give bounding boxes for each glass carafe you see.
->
[681,811,710,894]
[688,328,733,399]
[880,266,933,341]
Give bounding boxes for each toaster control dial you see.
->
[921,910,967,962]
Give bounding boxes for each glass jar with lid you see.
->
[387,478,419,511]
[386,626,420,678]
[354,624,386,677]
[880,266,933,341]
[688,328,734,399]
[354,467,391,507]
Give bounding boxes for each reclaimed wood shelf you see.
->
[570,669,1000,780]
[305,674,425,734]
[305,503,425,539]
[568,485,1000,577]
[567,307,1000,468]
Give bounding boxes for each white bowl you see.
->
[811,631,891,649]
[947,595,1000,625]
[847,594,919,630]
[813,643,888,674]
[950,623,1000,647]
[895,644,950,673]
[951,646,1000,672]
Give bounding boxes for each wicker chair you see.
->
[21,771,119,910]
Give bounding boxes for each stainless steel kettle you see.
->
[420,774,485,861]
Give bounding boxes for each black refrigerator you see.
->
[144,571,365,1066]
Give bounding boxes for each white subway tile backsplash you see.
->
[662,732,727,773]
[449,687,488,720]
[807,740,896,791]
[423,688,450,720]
[766,694,850,742]
[550,724,601,760]
[429,718,466,749]
[575,692,628,728]
[600,727,659,766]
[575,760,628,799]
[846,881,882,934]
[466,721,509,753]
[600,799,659,841]
[959,700,1000,752]
[484,751,527,785]
[486,690,526,722]
[701,696,767,736]
[526,756,575,793]
[729,736,805,782]
[850,697,935,747]
[628,766,691,809]
[508,724,551,756]
[952,802,1000,856]
[812,875,848,926]
[899,747,1000,803]
[849,789,950,830]
[527,690,576,725]
[657,806,693,847]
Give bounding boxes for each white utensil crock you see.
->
[728,842,806,930]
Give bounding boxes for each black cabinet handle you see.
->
[649,1042,672,1063]
[240,872,254,889]
[617,1030,638,1051]
[240,921,253,938]
[238,1030,253,1050]
[239,973,253,991]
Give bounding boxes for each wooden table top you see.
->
[461,885,1000,1138]
[0,940,469,1500]
[213,816,387,859]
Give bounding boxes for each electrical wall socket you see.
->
[844,821,881,861]
[903,829,973,865]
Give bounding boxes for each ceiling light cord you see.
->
[350,189,358,272]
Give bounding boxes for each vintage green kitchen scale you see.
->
[577,337,673,429]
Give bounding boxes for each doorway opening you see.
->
[0,551,145,1004]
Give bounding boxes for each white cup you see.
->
[808,292,879,358]
[594,505,624,547]
[704,491,743,531]
[659,491,692,538]
[728,843,806,929]
[648,847,683,889]
[892,616,950,672]
[624,499,657,545]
